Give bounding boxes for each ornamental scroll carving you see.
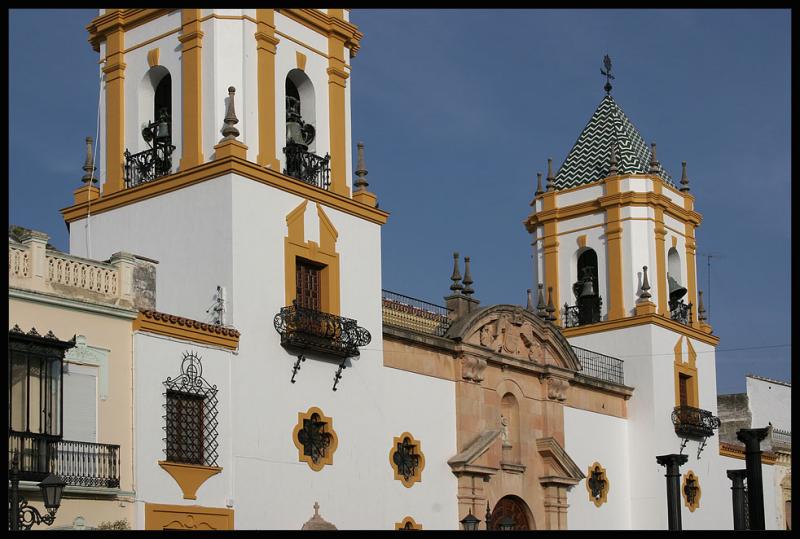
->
[545,376,569,401]
[460,355,487,383]
[473,315,545,364]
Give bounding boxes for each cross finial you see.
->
[221,86,240,140]
[313,502,320,516]
[601,54,615,94]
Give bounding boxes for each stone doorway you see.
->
[489,495,532,530]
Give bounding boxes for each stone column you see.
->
[727,469,748,530]
[656,453,688,530]
[737,427,770,530]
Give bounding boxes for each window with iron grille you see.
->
[163,352,218,467]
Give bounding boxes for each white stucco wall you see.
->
[746,376,791,432]
[564,407,631,529]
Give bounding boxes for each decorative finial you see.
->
[679,161,690,192]
[546,158,555,191]
[81,136,97,184]
[354,141,368,192]
[485,502,492,529]
[534,172,544,197]
[601,54,615,95]
[640,266,652,300]
[648,142,659,174]
[526,288,533,311]
[462,256,474,296]
[608,141,618,176]
[536,283,546,318]
[450,252,463,292]
[221,86,240,140]
[545,286,556,321]
[698,290,706,321]
[313,502,320,517]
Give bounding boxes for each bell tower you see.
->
[525,58,725,529]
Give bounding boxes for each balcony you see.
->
[9,432,120,489]
[381,289,452,337]
[283,142,331,190]
[571,346,624,385]
[563,296,602,328]
[273,303,371,358]
[671,405,721,440]
[669,300,692,325]
[123,115,175,189]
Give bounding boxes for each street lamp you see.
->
[460,509,480,531]
[497,516,515,531]
[8,451,66,531]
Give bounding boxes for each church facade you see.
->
[9,9,782,530]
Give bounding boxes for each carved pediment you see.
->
[536,437,584,487]
[448,429,503,477]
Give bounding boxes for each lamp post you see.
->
[460,509,480,531]
[8,451,66,531]
[497,516,515,531]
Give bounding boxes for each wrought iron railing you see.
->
[669,301,692,325]
[283,142,330,189]
[381,290,452,337]
[8,432,121,488]
[124,144,175,188]
[274,303,371,358]
[671,405,721,439]
[571,346,624,385]
[563,297,602,328]
[771,428,791,450]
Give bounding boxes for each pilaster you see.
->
[178,9,204,170]
[102,25,126,195]
[255,9,281,170]
[327,21,349,197]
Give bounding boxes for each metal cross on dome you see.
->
[601,54,615,94]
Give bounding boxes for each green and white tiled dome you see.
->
[554,95,674,190]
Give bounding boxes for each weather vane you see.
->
[601,54,614,94]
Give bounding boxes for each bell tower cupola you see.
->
[525,57,712,338]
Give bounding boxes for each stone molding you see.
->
[134,310,240,350]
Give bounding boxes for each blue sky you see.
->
[9,9,790,393]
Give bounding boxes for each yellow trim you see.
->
[684,222,700,329]
[389,432,426,488]
[682,470,701,512]
[145,502,234,530]
[395,516,423,530]
[158,461,222,500]
[561,312,720,346]
[61,152,390,225]
[531,217,666,243]
[147,47,159,67]
[541,191,560,325]
[296,51,307,71]
[719,442,777,465]
[73,184,100,205]
[255,9,281,171]
[133,310,241,350]
[88,9,171,52]
[274,30,330,60]
[604,177,625,320]
[327,31,349,197]
[179,9,204,170]
[292,406,338,471]
[284,202,341,315]
[277,8,363,57]
[673,336,699,407]
[102,27,126,195]
[586,461,610,508]
[577,234,587,248]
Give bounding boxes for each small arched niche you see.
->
[500,393,521,464]
[285,69,316,153]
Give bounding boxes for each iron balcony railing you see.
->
[274,303,371,358]
[563,297,603,329]
[381,290,452,337]
[283,142,331,190]
[571,346,624,385]
[671,405,721,440]
[124,144,175,188]
[669,300,692,325]
[9,432,121,488]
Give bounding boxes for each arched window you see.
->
[566,248,601,326]
[283,70,330,188]
[667,247,689,323]
[153,73,172,141]
[500,393,520,464]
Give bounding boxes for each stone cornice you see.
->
[561,312,720,346]
[134,310,240,351]
[61,153,389,226]
[719,441,777,465]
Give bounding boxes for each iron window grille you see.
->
[297,413,333,466]
[588,467,606,500]
[392,438,421,483]
[671,405,720,440]
[8,326,73,482]
[283,143,331,190]
[563,297,603,328]
[163,352,219,467]
[683,474,700,507]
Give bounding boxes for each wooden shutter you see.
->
[296,259,322,310]
[62,366,97,442]
[679,374,690,407]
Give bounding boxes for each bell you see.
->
[667,274,687,303]
[580,277,597,298]
[156,119,169,140]
[286,121,306,147]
